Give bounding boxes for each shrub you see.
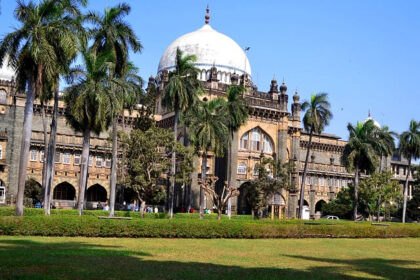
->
[0,215,418,238]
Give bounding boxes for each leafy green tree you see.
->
[64,46,114,215]
[125,126,193,216]
[186,98,229,219]
[299,93,332,218]
[399,120,420,223]
[358,171,401,221]
[86,3,142,217]
[222,85,249,218]
[162,48,202,219]
[342,120,379,220]
[0,0,86,216]
[321,187,353,219]
[24,178,42,207]
[244,158,291,218]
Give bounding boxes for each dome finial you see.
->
[205,5,210,24]
[368,109,371,117]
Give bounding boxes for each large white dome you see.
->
[157,24,251,83]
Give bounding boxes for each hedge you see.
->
[0,215,419,238]
[0,207,254,220]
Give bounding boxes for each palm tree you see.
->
[399,120,420,223]
[42,0,86,215]
[86,3,142,217]
[0,0,85,216]
[162,48,202,219]
[186,98,229,219]
[223,85,248,219]
[64,47,113,215]
[342,120,380,220]
[107,64,143,216]
[375,125,396,172]
[299,93,332,218]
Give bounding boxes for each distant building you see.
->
[0,8,416,216]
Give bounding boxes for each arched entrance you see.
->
[53,182,76,200]
[237,182,252,215]
[315,200,327,213]
[86,184,107,202]
[298,199,309,206]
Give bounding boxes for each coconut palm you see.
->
[64,46,114,215]
[375,125,396,172]
[106,64,143,216]
[399,120,420,223]
[0,0,86,216]
[41,0,86,215]
[162,48,202,219]
[223,85,248,218]
[86,3,142,217]
[299,93,332,219]
[341,120,380,220]
[186,98,229,219]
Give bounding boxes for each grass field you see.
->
[0,236,419,279]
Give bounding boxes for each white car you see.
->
[322,215,340,220]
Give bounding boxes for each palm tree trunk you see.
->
[227,129,233,220]
[353,164,359,221]
[402,157,411,223]
[120,113,126,205]
[44,88,59,215]
[299,129,313,219]
[77,127,91,215]
[169,109,179,219]
[40,102,49,205]
[109,116,118,217]
[200,152,207,220]
[377,195,381,222]
[15,78,35,216]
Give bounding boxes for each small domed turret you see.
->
[269,78,279,93]
[293,90,300,103]
[280,80,287,93]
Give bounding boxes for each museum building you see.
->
[0,9,416,217]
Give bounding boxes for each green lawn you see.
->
[0,236,418,279]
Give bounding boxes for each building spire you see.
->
[205,5,210,24]
[368,109,371,117]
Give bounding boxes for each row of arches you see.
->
[47,182,107,202]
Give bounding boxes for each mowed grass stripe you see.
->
[0,236,419,279]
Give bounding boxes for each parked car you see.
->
[322,215,340,220]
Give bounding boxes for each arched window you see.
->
[263,135,273,153]
[237,162,247,174]
[251,129,261,151]
[0,89,6,104]
[240,132,249,149]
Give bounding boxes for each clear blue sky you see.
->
[1,0,419,139]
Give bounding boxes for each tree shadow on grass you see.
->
[0,239,418,280]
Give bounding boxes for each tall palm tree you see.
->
[342,120,379,220]
[107,64,143,216]
[0,0,85,216]
[186,98,229,219]
[42,0,86,215]
[223,85,248,219]
[86,3,142,217]
[162,48,202,219]
[64,47,113,215]
[299,93,332,218]
[375,125,396,172]
[399,120,420,223]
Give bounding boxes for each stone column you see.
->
[310,184,316,216]
[277,128,287,162]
